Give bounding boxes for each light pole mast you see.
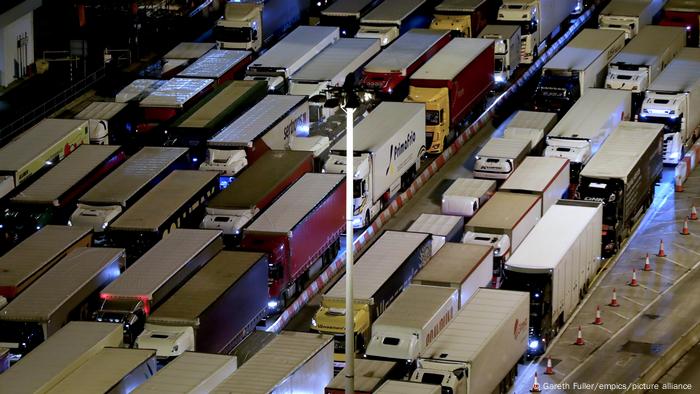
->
[344,105,355,394]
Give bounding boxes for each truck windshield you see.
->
[420,372,446,385]
[639,115,682,132]
[495,58,504,72]
[353,179,363,199]
[214,26,256,43]
[426,110,441,126]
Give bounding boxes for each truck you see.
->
[531,28,626,114]
[203,95,310,175]
[115,79,165,104]
[431,0,497,37]
[324,102,425,228]
[0,118,89,200]
[0,322,123,393]
[73,101,131,145]
[244,26,340,92]
[407,213,464,256]
[96,229,224,344]
[501,156,570,215]
[406,38,494,154]
[212,331,333,393]
[136,251,268,358]
[240,173,345,311]
[502,110,558,154]
[478,24,521,83]
[361,29,452,99]
[410,288,529,394]
[0,247,123,356]
[376,381,441,394]
[544,88,631,182]
[132,352,238,393]
[497,0,577,64]
[473,137,531,180]
[639,47,700,164]
[139,77,215,123]
[214,0,309,52]
[599,0,667,40]
[355,0,431,46]
[503,200,602,355]
[412,242,493,307]
[142,42,216,79]
[177,49,253,85]
[659,0,700,46]
[441,178,496,217]
[325,359,402,394]
[70,147,189,233]
[365,285,459,362]
[320,0,384,37]
[579,121,663,255]
[311,230,432,363]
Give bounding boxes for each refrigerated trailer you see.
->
[432,0,497,37]
[139,78,214,123]
[407,213,464,256]
[579,122,663,255]
[73,101,131,145]
[177,49,253,84]
[136,251,268,358]
[599,0,667,40]
[325,359,402,394]
[473,137,531,180]
[503,110,558,154]
[501,156,570,215]
[320,0,384,37]
[406,37,494,154]
[132,352,237,393]
[356,0,431,46]
[312,231,432,362]
[441,178,496,217]
[0,118,89,200]
[115,79,165,104]
[504,200,602,355]
[478,24,521,83]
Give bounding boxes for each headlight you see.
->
[609,193,616,202]
[529,340,539,349]
[311,318,317,328]
[267,300,278,309]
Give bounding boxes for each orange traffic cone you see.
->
[690,206,698,220]
[544,356,554,375]
[676,175,684,192]
[530,372,542,392]
[643,253,652,271]
[681,218,690,235]
[609,288,620,307]
[657,239,666,257]
[593,305,603,325]
[575,326,585,346]
[629,269,639,287]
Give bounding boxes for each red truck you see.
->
[361,29,452,99]
[659,0,700,46]
[239,173,345,311]
[406,37,494,154]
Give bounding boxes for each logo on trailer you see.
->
[514,317,528,340]
[385,131,417,176]
[425,307,454,347]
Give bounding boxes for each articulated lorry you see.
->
[659,0,700,45]
[504,200,602,355]
[479,24,521,83]
[312,231,432,363]
[497,0,577,64]
[410,288,529,394]
[531,28,626,114]
[501,156,570,215]
[598,0,667,40]
[406,37,494,154]
[215,0,309,51]
[407,213,464,256]
[356,0,431,46]
[325,359,402,394]
[432,0,497,37]
[579,121,663,255]
[639,47,700,164]
[324,102,425,228]
[441,178,496,217]
[473,137,531,180]
[503,110,558,154]
[320,0,384,37]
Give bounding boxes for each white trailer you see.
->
[212,332,333,394]
[139,78,214,111]
[501,156,570,215]
[640,47,700,164]
[473,137,531,180]
[132,352,237,393]
[324,102,425,228]
[245,26,339,92]
[478,24,521,83]
[325,359,400,394]
[606,25,686,93]
[177,49,252,81]
[410,288,529,394]
[160,42,216,76]
[441,178,496,217]
[407,213,464,255]
[356,0,428,46]
[376,380,441,394]
[74,101,129,144]
[502,110,558,154]
[115,79,165,103]
[599,0,667,40]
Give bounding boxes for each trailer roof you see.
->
[115,79,164,103]
[246,173,343,233]
[78,147,187,206]
[249,26,339,69]
[411,38,493,81]
[109,170,217,232]
[373,284,456,330]
[0,322,122,393]
[506,110,558,132]
[74,101,128,121]
[601,0,652,16]
[178,49,251,79]
[408,214,463,236]
[506,203,601,272]
[442,178,495,199]
[361,0,425,24]
[133,352,237,393]
[647,48,700,92]
[435,0,488,12]
[376,380,441,394]
[611,26,686,67]
[208,150,312,210]
[11,145,120,206]
[100,229,221,300]
[140,78,213,108]
[327,359,398,391]
[664,0,700,11]
[0,225,92,293]
[164,42,216,59]
[212,332,332,393]
[413,243,492,284]
[581,121,663,180]
[149,251,265,324]
[501,157,569,193]
[466,192,540,231]
[291,38,380,83]
[326,231,430,300]
[548,88,631,140]
[364,29,450,74]
[478,24,520,37]
[420,288,528,362]
[477,137,530,158]
[544,29,624,71]
[47,348,155,394]
[208,95,306,147]
[0,118,87,172]
[0,247,122,323]
[322,0,376,17]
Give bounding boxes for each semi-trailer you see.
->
[406,37,494,154]
[598,0,667,40]
[473,137,531,180]
[410,288,529,394]
[324,102,425,228]
[311,230,432,362]
[355,0,431,46]
[240,173,345,310]
[325,359,402,394]
[143,42,216,79]
[502,110,558,154]
[531,28,626,114]
[212,331,333,393]
[406,213,464,256]
[503,200,602,355]
[132,352,237,393]
[139,77,214,123]
[320,0,384,37]
[72,101,131,145]
[478,24,521,83]
[115,79,165,104]
[431,0,497,37]
[176,49,253,84]
[440,178,496,217]
[639,47,700,164]
[501,156,570,215]
[659,0,700,45]
[136,251,268,358]
[361,29,452,99]
[579,121,663,255]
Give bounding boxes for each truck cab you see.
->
[356,25,400,46]
[136,324,194,358]
[215,3,263,51]
[200,206,257,236]
[530,72,581,114]
[599,15,638,40]
[578,178,623,254]
[639,92,687,164]
[311,303,370,363]
[411,360,467,393]
[70,204,123,232]
[198,149,248,176]
[324,153,378,228]
[544,139,591,179]
[406,87,450,154]
[605,63,649,92]
[461,231,510,281]
[94,298,146,344]
[498,1,540,63]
